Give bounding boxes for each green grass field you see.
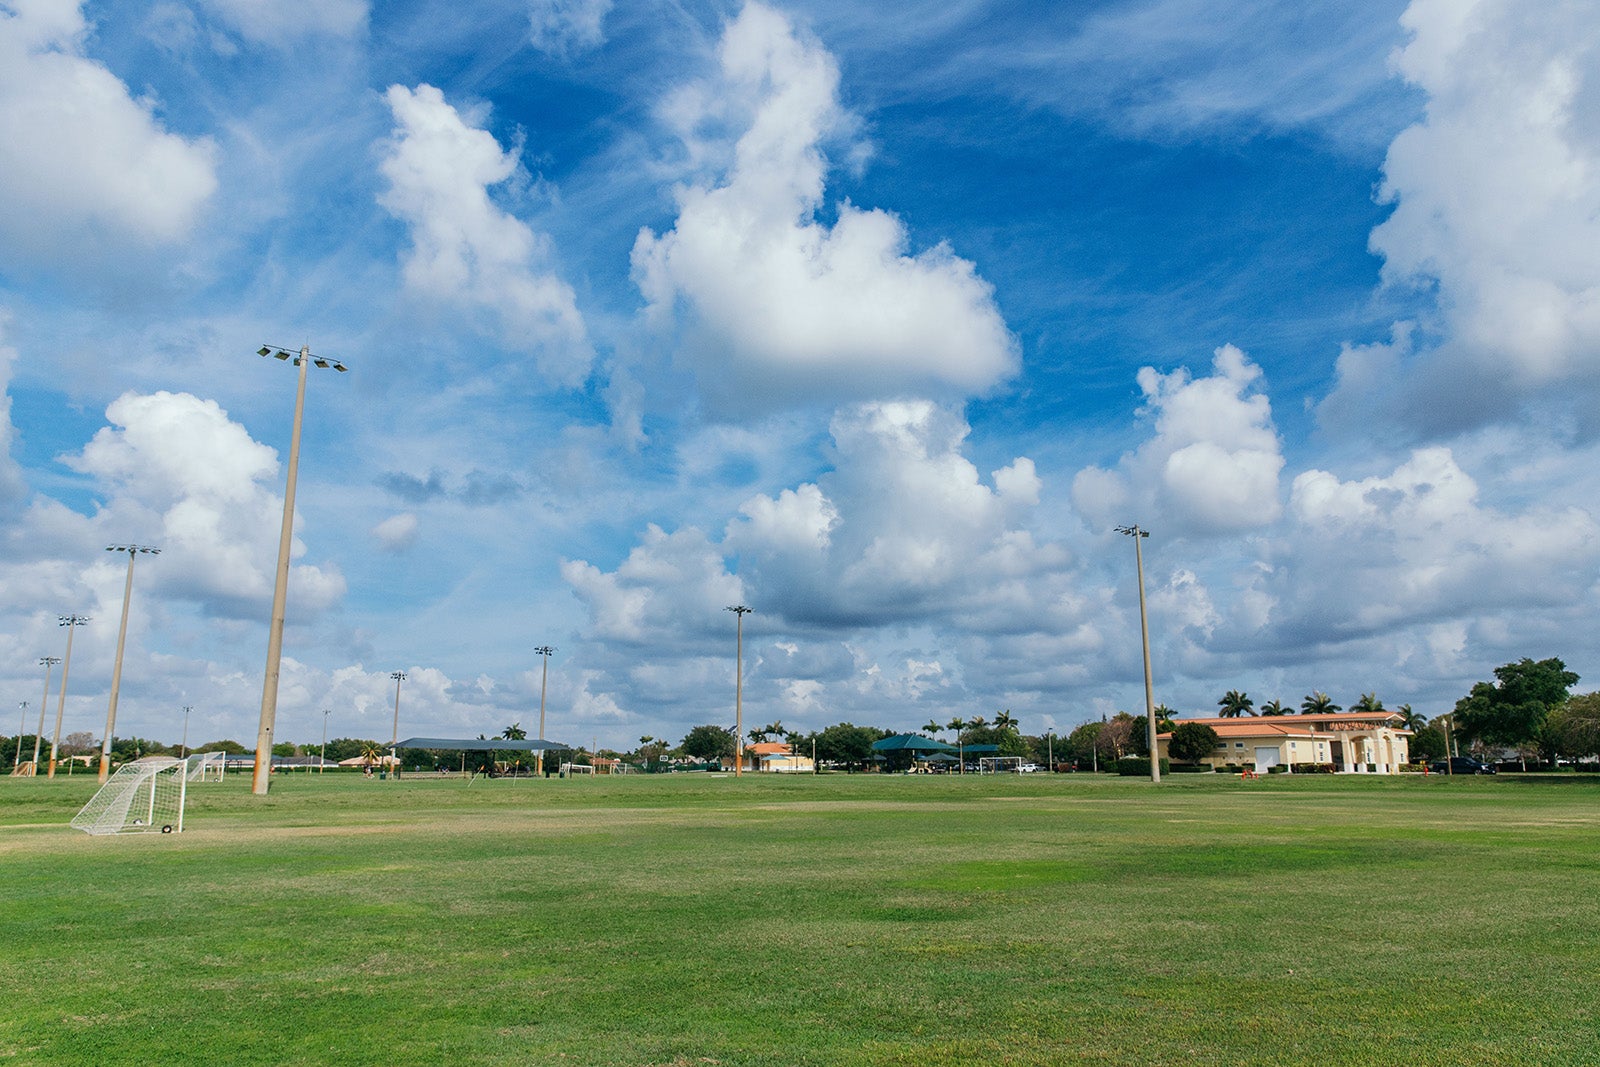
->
[3,771,1597,1065]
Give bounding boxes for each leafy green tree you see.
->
[195,738,248,755]
[812,723,882,770]
[1409,725,1448,762]
[1218,690,1254,718]
[681,724,736,762]
[1544,692,1600,759]
[1259,699,1286,716]
[1301,691,1341,715]
[271,742,298,758]
[1169,722,1221,764]
[1064,722,1103,768]
[1454,657,1579,753]
[321,737,378,762]
[501,722,527,740]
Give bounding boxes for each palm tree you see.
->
[1153,705,1176,732]
[948,717,967,771]
[1259,699,1286,716]
[1301,691,1341,715]
[1395,704,1426,732]
[1218,690,1254,718]
[923,719,944,739]
[501,722,527,740]
[994,710,1018,731]
[968,715,988,730]
[1351,692,1387,715]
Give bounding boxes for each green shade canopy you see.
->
[870,733,958,753]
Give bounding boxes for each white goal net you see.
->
[977,756,1024,775]
[72,757,188,835]
[186,751,225,781]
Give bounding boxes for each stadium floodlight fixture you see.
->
[49,615,90,778]
[32,657,59,772]
[1115,524,1160,784]
[725,605,752,777]
[251,343,348,796]
[533,646,555,776]
[101,545,160,783]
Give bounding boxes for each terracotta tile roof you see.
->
[745,742,792,755]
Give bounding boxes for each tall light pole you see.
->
[390,671,406,777]
[726,605,752,777]
[1116,524,1160,784]
[49,615,90,778]
[252,343,347,797]
[321,709,331,773]
[32,657,59,772]
[181,705,193,759]
[101,544,160,783]
[12,702,25,774]
[533,646,555,776]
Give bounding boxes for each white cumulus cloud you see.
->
[631,1,1017,411]
[63,391,347,619]
[0,0,216,263]
[1326,0,1600,433]
[1073,345,1284,535]
[379,83,592,385]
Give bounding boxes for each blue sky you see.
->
[4,0,1599,752]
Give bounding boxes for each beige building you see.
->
[1158,711,1411,773]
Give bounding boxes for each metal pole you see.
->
[534,646,554,775]
[390,671,405,777]
[33,658,57,770]
[726,606,751,776]
[1134,530,1159,783]
[1117,525,1160,783]
[321,709,330,773]
[49,616,88,778]
[13,702,25,773]
[181,706,192,759]
[255,346,310,795]
[102,545,157,783]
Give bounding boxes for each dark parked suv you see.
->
[1429,756,1497,775]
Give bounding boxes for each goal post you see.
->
[186,751,224,782]
[977,756,1024,775]
[72,757,188,835]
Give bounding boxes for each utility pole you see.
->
[389,671,406,778]
[32,658,58,772]
[321,709,331,773]
[12,702,25,774]
[102,544,159,783]
[181,705,193,758]
[49,616,89,778]
[1116,524,1160,784]
[534,646,555,776]
[725,605,752,776]
[252,343,347,796]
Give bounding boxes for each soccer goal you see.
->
[185,751,225,782]
[72,758,188,836]
[978,756,1024,775]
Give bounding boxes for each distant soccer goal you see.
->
[185,751,224,782]
[977,756,1024,775]
[71,758,187,836]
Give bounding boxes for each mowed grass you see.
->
[2,772,1598,1065]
